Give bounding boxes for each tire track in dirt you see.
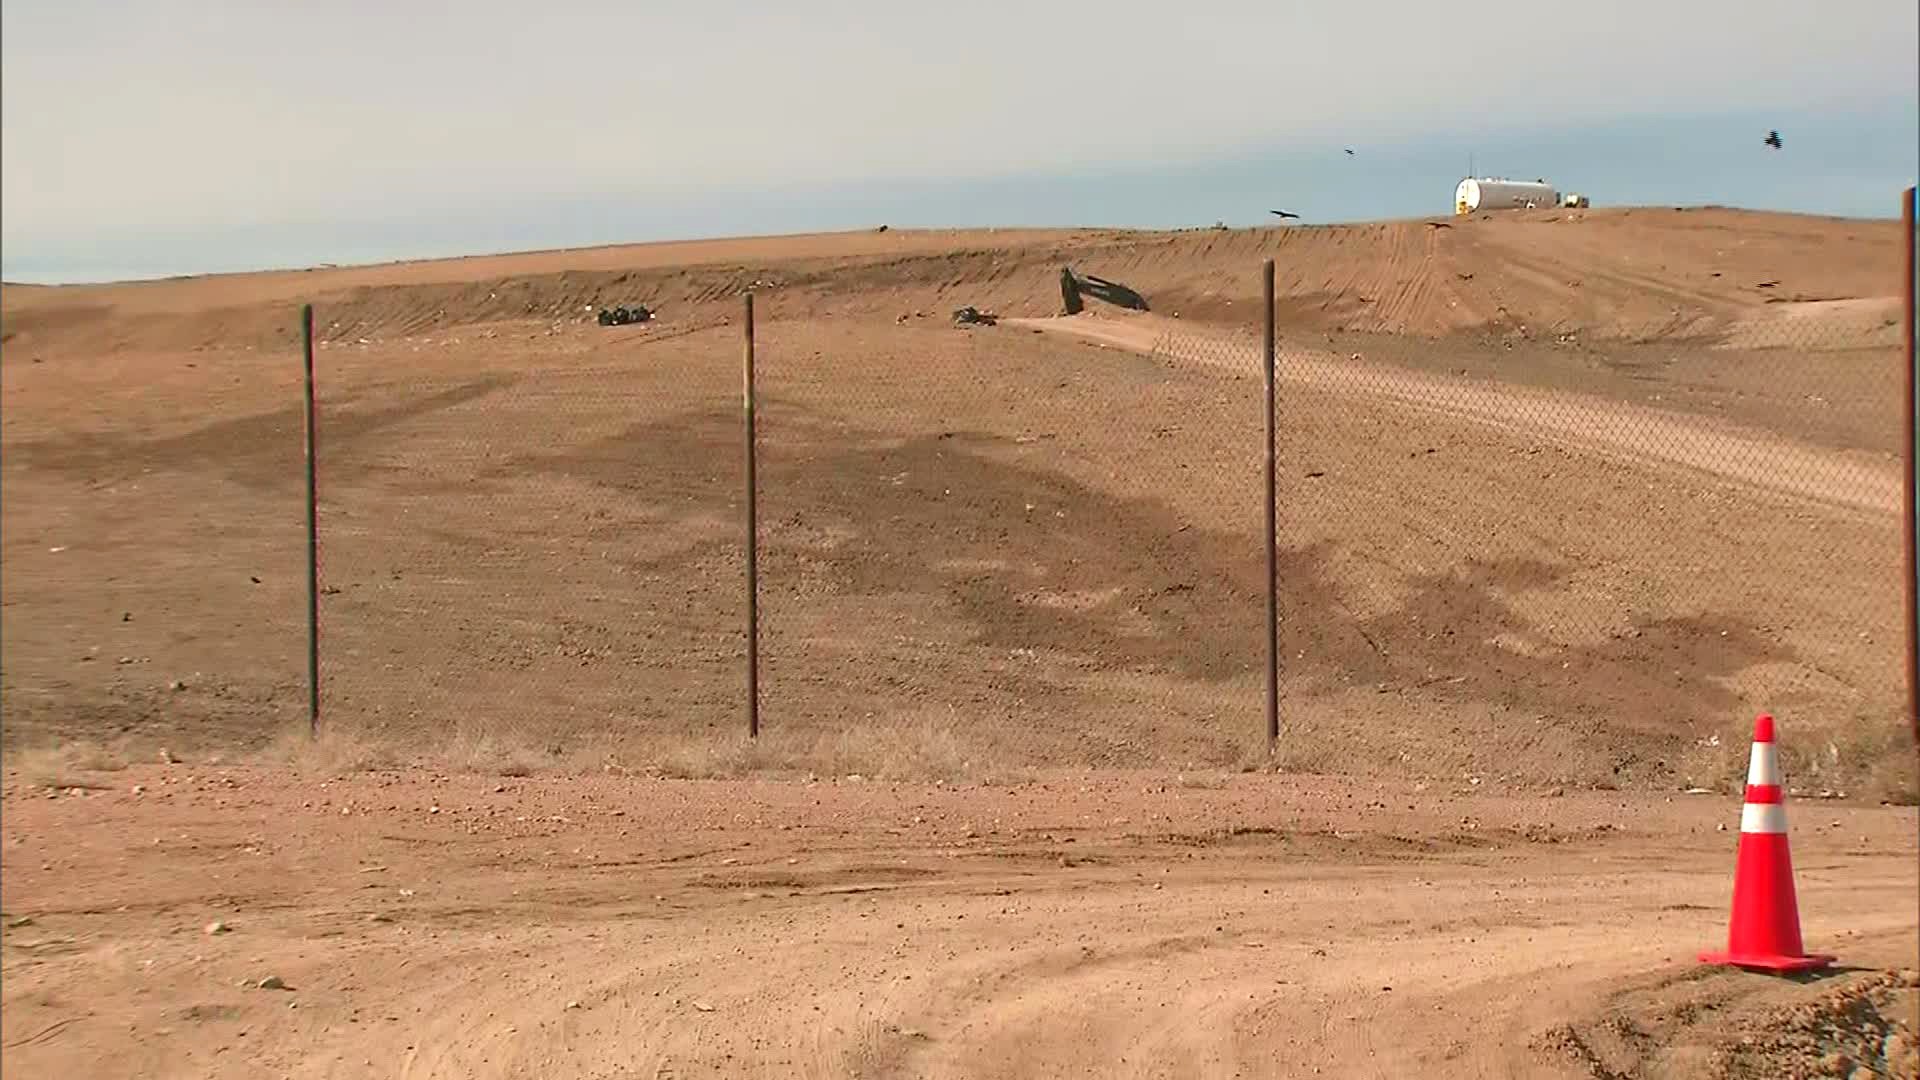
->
[4,770,1913,1079]
[1010,314,1900,519]
[253,855,1916,1078]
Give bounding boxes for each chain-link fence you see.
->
[310,316,747,766]
[0,340,309,758]
[752,310,1266,773]
[1147,261,1910,798]
[273,206,1917,797]
[6,201,1911,798]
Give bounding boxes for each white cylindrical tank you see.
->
[1455,178,1559,215]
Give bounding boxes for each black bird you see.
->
[1344,147,1355,156]
[1764,130,1782,149]
[1270,209,1301,219]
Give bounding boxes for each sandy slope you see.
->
[1015,312,1901,517]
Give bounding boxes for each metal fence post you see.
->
[301,304,321,738]
[1902,187,1916,748]
[743,292,761,739]
[1262,259,1279,749]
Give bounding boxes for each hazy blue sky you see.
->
[3,1,1915,282]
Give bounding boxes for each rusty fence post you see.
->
[302,304,321,737]
[1263,259,1279,749]
[743,292,761,739]
[1902,188,1916,748]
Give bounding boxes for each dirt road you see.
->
[2,766,1913,1079]
[1015,313,1900,518]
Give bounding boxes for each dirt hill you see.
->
[3,208,1904,355]
[1,207,1910,802]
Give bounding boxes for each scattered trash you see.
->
[596,305,653,327]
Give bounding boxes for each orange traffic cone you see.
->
[1699,714,1834,973]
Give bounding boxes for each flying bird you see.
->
[1269,209,1301,220]
[1764,130,1782,149]
[1344,147,1355,156]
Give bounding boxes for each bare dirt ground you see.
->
[2,766,1914,1079]
[3,208,1915,1077]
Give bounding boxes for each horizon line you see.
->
[4,201,1906,290]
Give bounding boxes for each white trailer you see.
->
[1455,177,1559,215]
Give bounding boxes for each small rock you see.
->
[132,785,145,796]
[169,680,186,692]
[1884,1030,1914,1063]
[1717,823,1728,831]
[366,913,393,924]
[692,1001,716,1013]
[256,975,287,991]
[205,920,229,936]
[566,1000,582,1010]
[161,748,179,765]
[6,916,35,928]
